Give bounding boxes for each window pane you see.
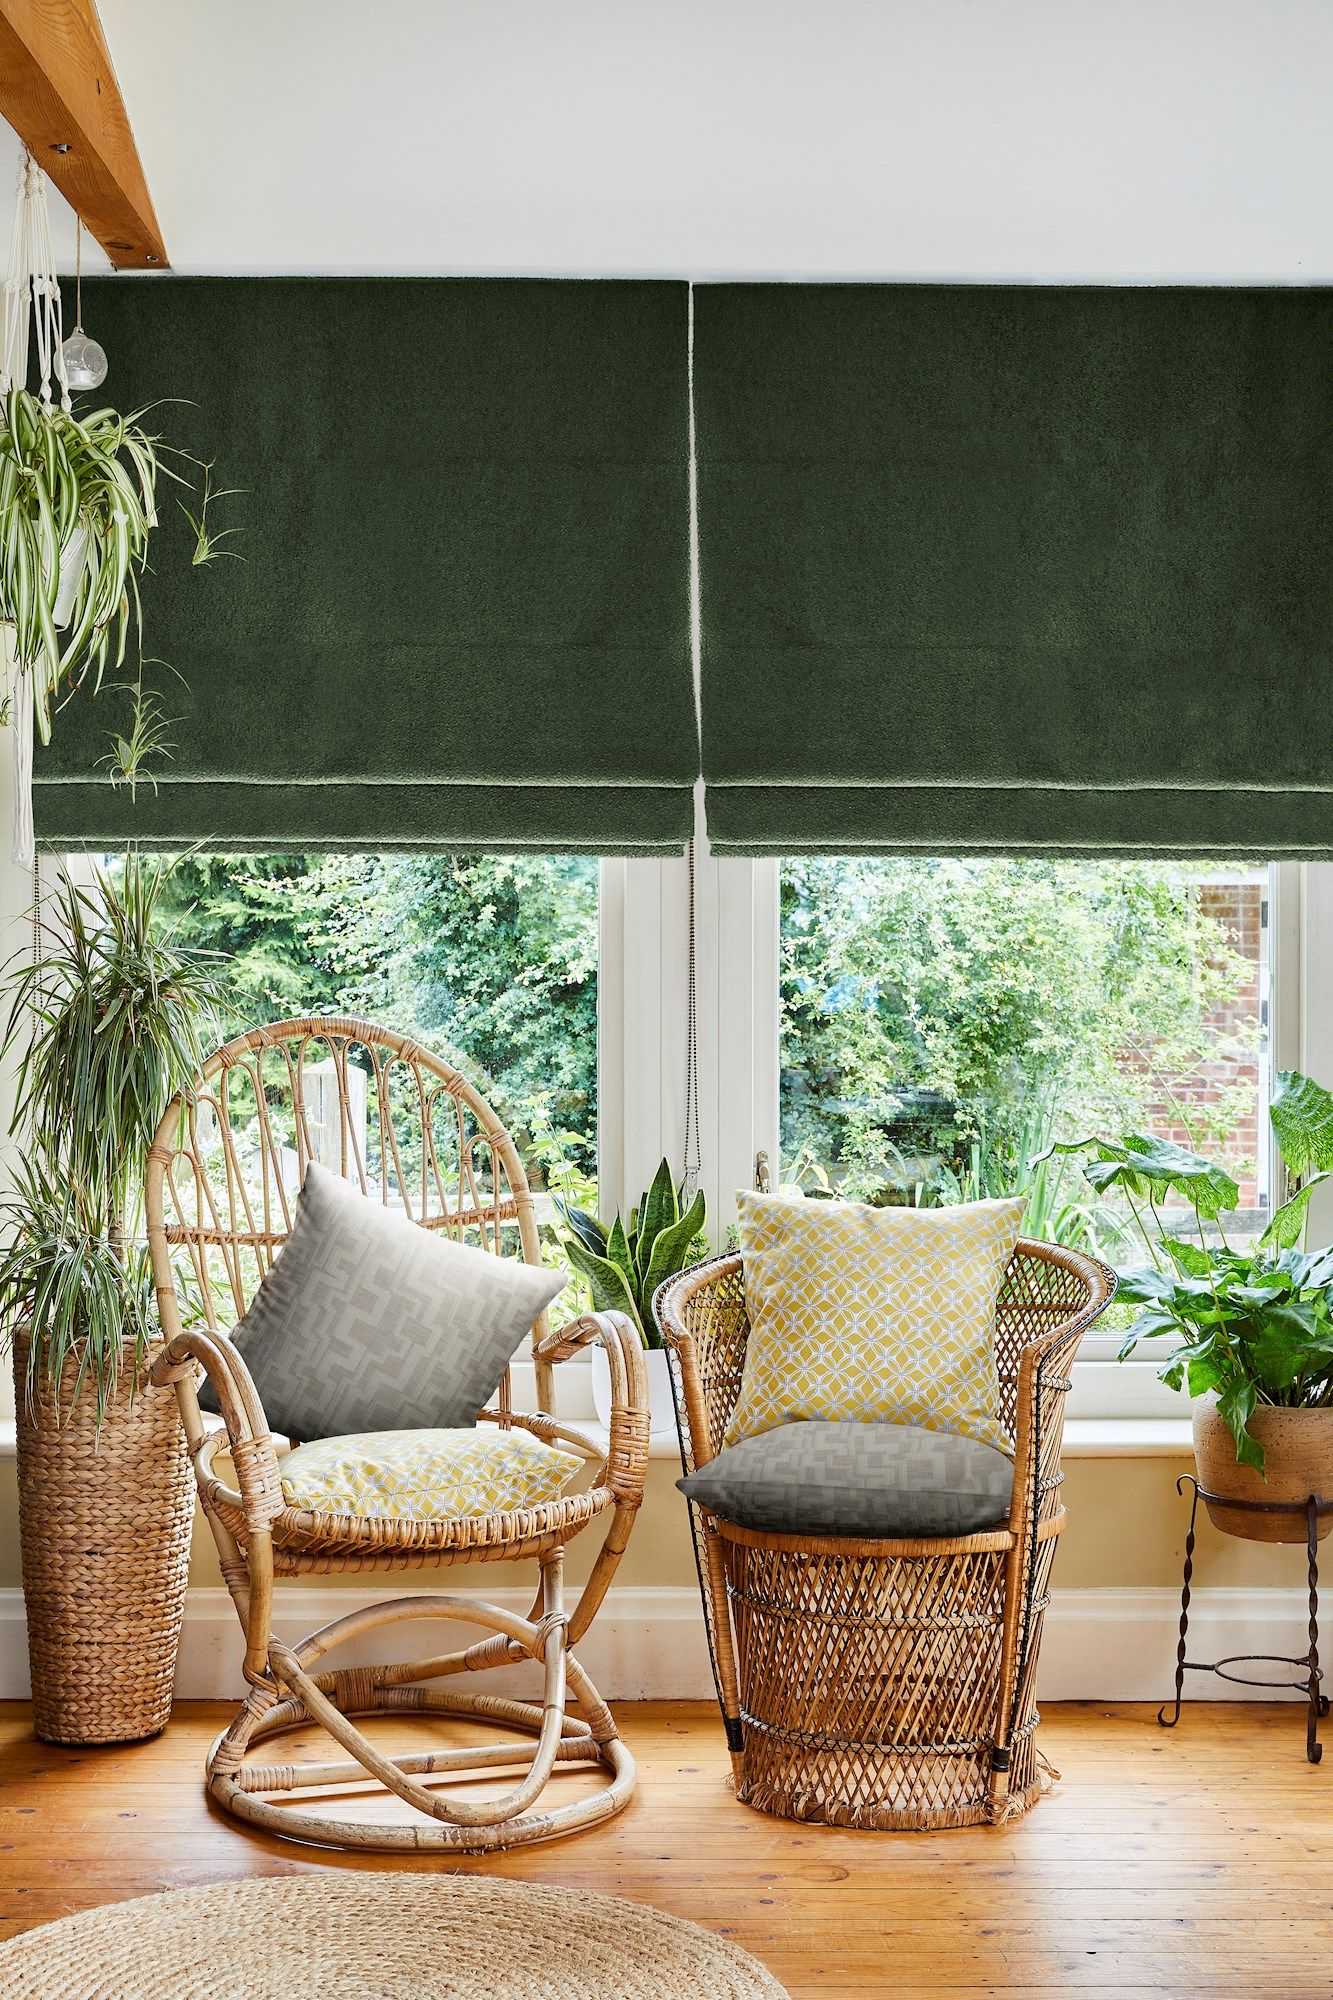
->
[149,852,599,1204]
[779,858,1272,1255]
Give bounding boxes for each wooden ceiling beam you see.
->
[0,0,167,270]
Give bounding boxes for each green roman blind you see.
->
[33,278,694,854]
[695,283,1333,856]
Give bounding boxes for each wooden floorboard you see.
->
[0,1700,1329,1995]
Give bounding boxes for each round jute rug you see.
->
[0,1872,788,1999]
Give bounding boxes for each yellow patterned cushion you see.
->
[279,1428,582,1523]
[726,1192,1025,1454]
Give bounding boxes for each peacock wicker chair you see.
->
[145,1017,649,1854]
[655,1238,1114,1830]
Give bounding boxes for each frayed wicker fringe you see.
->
[736,1776,1008,1832]
[991,1748,1060,1826]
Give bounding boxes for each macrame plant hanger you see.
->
[2,150,73,869]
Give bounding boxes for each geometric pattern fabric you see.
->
[726,1191,1024,1454]
[278,1427,582,1524]
[200,1162,565,1442]
[679,1417,1014,1538]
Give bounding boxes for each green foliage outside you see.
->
[151,852,1262,1277]
[151,852,600,1185]
[781,858,1261,1245]
[148,852,600,1325]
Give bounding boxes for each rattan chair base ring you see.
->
[206,1594,636,1855]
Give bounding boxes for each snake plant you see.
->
[556,1159,706,1349]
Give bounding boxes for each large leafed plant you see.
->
[1059,1071,1333,1470]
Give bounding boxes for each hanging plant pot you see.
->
[0,152,236,865]
[1193,1397,1333,1543]
[50,522,88,628]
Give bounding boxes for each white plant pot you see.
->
[51,524,89,628]
[590,1342,677,1442]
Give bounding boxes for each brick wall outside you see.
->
[1133,875,1266,1211]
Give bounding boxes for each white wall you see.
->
[5,0,1330,280]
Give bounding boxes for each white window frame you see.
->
[598,848,779,1243]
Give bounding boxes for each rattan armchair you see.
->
[145,1017,649,1854]
[656,1238,1113,1829]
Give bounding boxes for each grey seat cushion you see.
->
[199,1162,564,1442]
[678,1419,1014,1538]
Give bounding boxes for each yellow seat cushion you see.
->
[279,1428,582,1524]
[726,1191,1025,1454]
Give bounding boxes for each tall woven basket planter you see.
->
[14,1332,193,1744]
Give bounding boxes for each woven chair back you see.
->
[147,1015,547,1401]
[672,1237,1099,1456]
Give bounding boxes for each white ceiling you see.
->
[7,0,1333,280]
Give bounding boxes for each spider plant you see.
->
[0,389,162,740]
[0,853,225,1417]
[0,387,236,785]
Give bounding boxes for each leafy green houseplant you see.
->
[1063,1073,1333,1541]
[0,388,160,746]
[0,855,225,1742]
[0,384,236,859]
[556,1160,707,1435]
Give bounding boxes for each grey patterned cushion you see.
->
[200,1162,564,1441]
[678,1419,1014,1538]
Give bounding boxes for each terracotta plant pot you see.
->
[1192,1397,1333,1543]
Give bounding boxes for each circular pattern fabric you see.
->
[0,1872,789,1999]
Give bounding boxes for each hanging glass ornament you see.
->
[61,324,107,390]
[59,217,107,389]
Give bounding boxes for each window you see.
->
[70,844,1330,1435]
[776,857,1277,1411]
[145,850,600,1213]
[778,856,1274,1239]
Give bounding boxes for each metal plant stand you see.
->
[1160,1474,1332,1765]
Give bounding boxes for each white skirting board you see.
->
[0,1584,1323,1704]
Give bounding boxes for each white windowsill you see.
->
[0,1414,1192,1463]
[1063,1417,1193,1457]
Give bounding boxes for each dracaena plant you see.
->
[0,854,225,1419]
[555,1159,706,1349]
[1056,1071,1333,1471]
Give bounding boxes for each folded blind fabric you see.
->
[695,283,1333,856]
[33,278,694,855]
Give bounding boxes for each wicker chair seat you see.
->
[264,1482,613,1564]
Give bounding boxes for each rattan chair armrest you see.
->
[534,1311,650,1502]
[149,1328,285,1532]
[1005,1252,1115,1538]
[653,1254,748,1471]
